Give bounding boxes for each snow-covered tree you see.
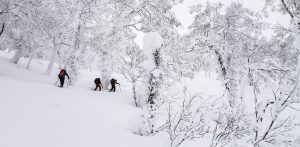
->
[184,2,300,146]
[120,43,147,106]
[137,32,164,135]
[187,2,266,106]
[41,0,73,75]
[246,34,300,147]
[264,0,300,20]
[0,0,43,64]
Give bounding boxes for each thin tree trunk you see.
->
[147,48,162,105]
[46,46,57,75]
[0,23,5,37]
[74,23,81,51]
[10,49,22,64]
[26,50,35,70]
[281,0,294,18]
[132,82,138,106]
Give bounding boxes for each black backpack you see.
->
[94,78,101,84]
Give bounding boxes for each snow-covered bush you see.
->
[209,103,249,147]
[164,93,210,147]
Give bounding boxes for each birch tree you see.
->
[120,43,147,107]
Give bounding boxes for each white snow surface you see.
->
[1,50,299,147]
[0,51,168,147]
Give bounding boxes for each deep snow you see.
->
[0,50,222,147]
[1,50,299,147]
[0,51,168,147]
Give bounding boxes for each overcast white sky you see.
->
[135,0,291,47]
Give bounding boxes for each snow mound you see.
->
[142,32,163,70]
[142,32,163,57]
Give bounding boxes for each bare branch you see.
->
[0,23,5,37]
[281,0,294,18]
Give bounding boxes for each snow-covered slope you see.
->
[1,50,299,147]
[0,51,167,147]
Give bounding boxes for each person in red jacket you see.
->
[58,68,69,87]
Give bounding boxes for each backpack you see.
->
[110,79,114,84]
[110,79,117,85]
[59,69,65,76]
[94,78,101,84]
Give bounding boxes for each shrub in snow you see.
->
[163,93,210,147]
[136,102,161,136]
[209,103,249,147]
[160,87,249,147]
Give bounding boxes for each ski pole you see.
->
[55,78,59,86]
[67,79,69,88]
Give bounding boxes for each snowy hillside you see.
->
[0,51,168,147]
[0,50,228,147]
[1,0,300,147]
[1,48,299,147]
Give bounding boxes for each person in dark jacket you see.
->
[109,78,119,92]
[94,78,103,91]
[58,68,69,87]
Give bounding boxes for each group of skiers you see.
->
[94,77,119,92]
[57,68,120,92]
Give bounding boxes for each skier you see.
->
[58,68,69,87]
[94,77,103,91]
[109,78,119,92]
